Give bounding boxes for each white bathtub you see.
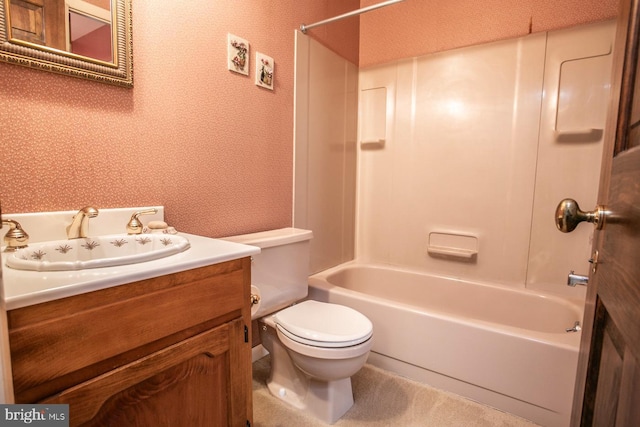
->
[308,262,583,427]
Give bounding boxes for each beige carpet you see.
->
[253,356,541,427]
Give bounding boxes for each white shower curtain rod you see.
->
[300,0,405,33]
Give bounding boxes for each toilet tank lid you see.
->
[222,227,313,249]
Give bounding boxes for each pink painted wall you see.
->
[359,0,618,67]
[0,0,617,238]
[0,0,358,237]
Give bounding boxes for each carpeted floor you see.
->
[252,356,541,427]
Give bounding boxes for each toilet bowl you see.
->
[259,300,373,424]
[222,228,373,424]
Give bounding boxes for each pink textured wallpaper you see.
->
[0,0,618,238]
[359,0,618,67]
[0,0,358,237]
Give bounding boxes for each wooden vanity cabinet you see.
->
[7,258,253,427]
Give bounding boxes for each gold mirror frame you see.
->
[0,0,132,88]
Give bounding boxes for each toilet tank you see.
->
[223,228,313,319]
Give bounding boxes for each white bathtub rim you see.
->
[309,261,583,349]
[312,260,585,305]
[308,278,581,351]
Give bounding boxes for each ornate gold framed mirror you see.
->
[0,0,132,87]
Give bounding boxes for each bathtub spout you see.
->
[566,321,582,333]
[567,271,588,286]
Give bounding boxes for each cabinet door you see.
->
[42,319,249,427]
[9,260,247,403]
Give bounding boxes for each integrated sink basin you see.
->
[5,233,191,272]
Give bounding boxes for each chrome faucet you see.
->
[66,206,99,239]
[567,271,589,287]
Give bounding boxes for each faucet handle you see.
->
[127,209,158,235]
[2,219,29,251]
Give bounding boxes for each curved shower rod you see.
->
[300,0,406,34]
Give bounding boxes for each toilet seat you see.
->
[274,300,373,348]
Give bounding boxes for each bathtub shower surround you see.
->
[356,20,614,299]
[294,19,615,427]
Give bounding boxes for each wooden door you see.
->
[571,0,640,425]
[8,0,65,50]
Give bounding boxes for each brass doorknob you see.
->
[555,198,606,233]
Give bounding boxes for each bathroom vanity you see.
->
[7,259,253,425]
[1,208,260,426]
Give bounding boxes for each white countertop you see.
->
[1,233,260,310]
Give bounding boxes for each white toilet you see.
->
[224,228,373,424]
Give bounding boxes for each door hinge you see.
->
[244,325,249,343]
[246,420,251,427]
[589,250,599,273]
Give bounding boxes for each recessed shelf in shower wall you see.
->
[554,53,611,143]
[360,87,387,149]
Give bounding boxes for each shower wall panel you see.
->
[294,32,358,274]
[526,21,614,295]
[357,33,545,288]
[356,21,614,296]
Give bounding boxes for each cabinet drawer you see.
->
[8,258,250,403]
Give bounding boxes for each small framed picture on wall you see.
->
[228,33,249,75]
[255,52,274,90]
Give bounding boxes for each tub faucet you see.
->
[67,206,99,239]
[567,271,588,287]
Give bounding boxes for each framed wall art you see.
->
[255,52,274,90]
[228,33,249,75]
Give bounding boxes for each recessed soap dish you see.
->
[427,232,478,261]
